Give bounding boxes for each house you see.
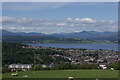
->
[48,63,54,68]
[8,64,32,72]
[41,64,47,68]
[97,59,104,63]
[99,64,107,70]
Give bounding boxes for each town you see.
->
[13,45,118,71]
[2,43,119,74]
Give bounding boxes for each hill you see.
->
[2,30,45,36]
[2,35,59,43]
[2,30,118,43]
[2,30,20,36]
[49,31,118,41]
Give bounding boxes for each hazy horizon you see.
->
[2,29,118,35]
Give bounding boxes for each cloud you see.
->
[0,27,2,30]
[66,18,73,22]
[74,18,97,23]
[74,18,80,22]
[100,20,106,23]
[2,16,15,22]
[2,16,50,26]
[57,23,66,26]
[81,18,97,23]
[16,17,32,23]
[2,16,118,33]
[75,30,82,33]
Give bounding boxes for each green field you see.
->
[2,70,118,78]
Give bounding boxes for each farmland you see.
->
[2,70,118,78]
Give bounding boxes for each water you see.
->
[28,43,118,51]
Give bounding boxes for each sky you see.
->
[1,2,118,34]
[2,0,120,2]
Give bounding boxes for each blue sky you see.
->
[2,2,118,34]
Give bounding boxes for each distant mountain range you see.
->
[2,30,20,36]
[2,30,118,41]
[2,30,57,43]
[49,31,118,41]
[2,30,45,36]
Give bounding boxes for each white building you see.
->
[8,64,32,72]
[99,64,107,70]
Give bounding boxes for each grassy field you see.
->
[2,70,118,78]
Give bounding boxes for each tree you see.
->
[108,62,119,70]
[2,67,10,73]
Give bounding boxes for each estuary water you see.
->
[28,43,118,51]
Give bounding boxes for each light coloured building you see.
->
[99,64,107,70]
[8,64,32,72]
